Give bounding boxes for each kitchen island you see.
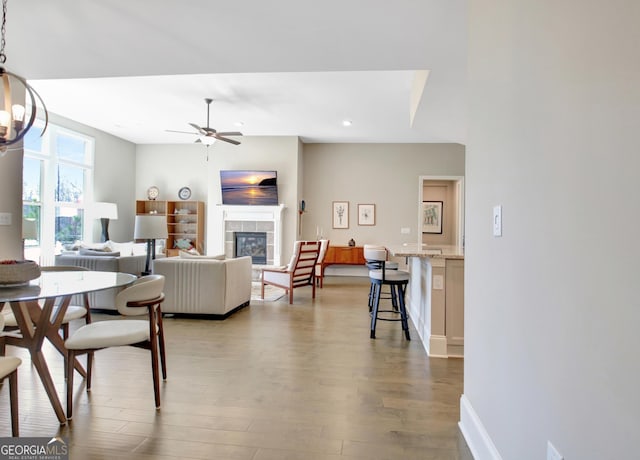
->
[387,243,464,358]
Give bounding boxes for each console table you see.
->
[320,245,366,281]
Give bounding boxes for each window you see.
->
[23,122,94,264]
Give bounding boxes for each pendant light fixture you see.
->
[0,0,48,155]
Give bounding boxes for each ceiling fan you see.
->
[167,98,243,145]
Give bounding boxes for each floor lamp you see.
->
[134,215,168,276]
[94,202,118,242]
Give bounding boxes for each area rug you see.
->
[251,282,287,302]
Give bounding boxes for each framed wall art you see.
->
[422,201,443,234]
[332,201,349,229]
[358,204,375,226]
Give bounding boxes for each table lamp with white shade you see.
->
[93,202,118,242]
[134,214,168,275]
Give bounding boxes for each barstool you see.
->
[364,246,410,340]
[363,244,398,311]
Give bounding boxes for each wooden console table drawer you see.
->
[321,246,366,276]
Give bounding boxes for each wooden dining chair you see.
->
[64,274,166,419]
[0,314,22,436]
[261,240,321,304]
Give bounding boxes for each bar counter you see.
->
[387,244,465,358]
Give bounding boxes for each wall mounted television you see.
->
[220,170,279,205]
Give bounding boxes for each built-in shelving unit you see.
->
[135,200,205,256]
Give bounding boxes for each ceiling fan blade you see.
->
[166,129,198,134]
[189,123,207,135]
[215,135,241,145]
[215,131,243,137]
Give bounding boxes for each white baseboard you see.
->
[459,394,503,460]
[428,334,448,357]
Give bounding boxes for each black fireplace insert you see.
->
[234,232,267,264]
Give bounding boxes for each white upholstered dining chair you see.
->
[0,314,22,436]
[0,265,92,341]
[64,274,166,419]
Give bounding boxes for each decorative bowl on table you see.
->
[0,260,41,287]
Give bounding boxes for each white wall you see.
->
[50,113,137,243]
[462,1,640,459]
[302,143,465,248]
[136,137,301,259]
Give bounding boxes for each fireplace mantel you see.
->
[220,204,286,266]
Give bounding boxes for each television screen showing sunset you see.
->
[220,170,278,205]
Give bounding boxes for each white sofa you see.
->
[152,255,252,317]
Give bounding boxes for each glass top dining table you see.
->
[0,270,137,424]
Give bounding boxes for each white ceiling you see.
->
[7,0,467,145]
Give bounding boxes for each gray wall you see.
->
[302,143,465,247]
[462,0,640,458]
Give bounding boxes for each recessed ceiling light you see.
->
[342,120,353,127]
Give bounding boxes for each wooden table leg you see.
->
[8,299,68,425]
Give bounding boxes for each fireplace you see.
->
[218,204,285,266]
[234,232,267,264]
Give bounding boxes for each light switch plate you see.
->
[0,212,12,226]
[433,274,444,290]
[492,205,502,237]
[401,227,411,234]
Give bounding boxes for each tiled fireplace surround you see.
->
[221,205,285,267]
[224,221,274,265]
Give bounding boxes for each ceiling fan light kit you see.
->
[168,98,243,146]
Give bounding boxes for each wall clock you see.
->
[147,186,159,200]
[178,186,192,200]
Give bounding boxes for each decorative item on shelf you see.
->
[178,186,192,200]
[0,260,41,286]
[174,238,193,250]
[0,0,49,156]
[147,186,159,201]
[348,238,356,247]
[175,209,190,215]
[93,202,118,242]
[134,214,168,276]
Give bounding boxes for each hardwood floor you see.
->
[0,277,472,460]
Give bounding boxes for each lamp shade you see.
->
[93,202,118,220]
[22,218,38,239]
[134,215,168,240]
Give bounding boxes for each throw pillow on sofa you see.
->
[78,248,121,257]
[179,251,225,260]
